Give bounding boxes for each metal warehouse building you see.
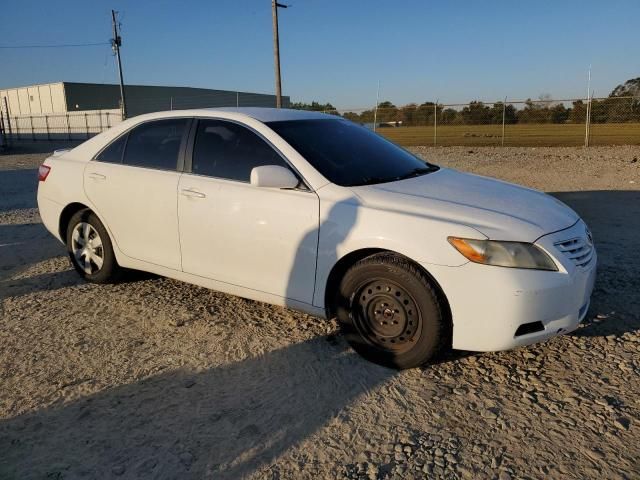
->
[0,82,290,118]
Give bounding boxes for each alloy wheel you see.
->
[71,221,104,275]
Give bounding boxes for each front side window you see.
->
[95,134,127,163]
[192,119,290,182]
[122,118,188,170]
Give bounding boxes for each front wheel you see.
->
[66,209,121,283]
[336,253,448,369]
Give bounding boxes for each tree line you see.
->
[341,97,639,126]
[291,77,640,126]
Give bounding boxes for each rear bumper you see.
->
[423,222,597,352]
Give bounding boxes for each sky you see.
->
[1,0,638,109]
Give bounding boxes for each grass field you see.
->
[376,122,640,147]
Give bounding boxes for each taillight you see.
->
[38,164,51,182]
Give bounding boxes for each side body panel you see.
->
[107,252,326,318]
[83,162,183,270]
[177,174,320,303]
[311,183,481,308]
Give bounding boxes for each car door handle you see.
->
[88,172,106,180]
[180,188,206,199]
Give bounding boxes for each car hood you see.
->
[350,168,579,242]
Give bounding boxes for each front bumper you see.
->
[424,221,597,352]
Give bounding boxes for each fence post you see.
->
[373,80,380,132]
[107,112,111,128]
[584,96,589,147]
[170,97,173,111]
[433,102,438,146]
[84,113,89,139]
[66,114,71,141]
[501,97,507,147]
[3,98,12,140]
[29,115,35,141]
[0,111,5,146]
[98,110,103,133]
[45,115,50,141]
[236,92,239,108]
[584,91,592,147]
[0,108,5,142]
[373,103,378,133]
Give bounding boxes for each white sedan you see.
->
[37,108,596,368]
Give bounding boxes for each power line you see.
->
[0,42,110,49]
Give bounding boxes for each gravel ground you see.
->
[0,145,639,480]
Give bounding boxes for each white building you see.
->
[0,82,290,117]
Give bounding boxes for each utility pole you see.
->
[111,10,127,120]
[272,1,288,108]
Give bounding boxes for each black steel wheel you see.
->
[336,253,448,369]
[353,278,422,352]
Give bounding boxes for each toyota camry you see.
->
[37,108,596,368]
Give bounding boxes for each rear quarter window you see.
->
[122,119,188,171]
[95,134,127,163]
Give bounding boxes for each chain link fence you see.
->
[125,91,289,117]
[1,95,639,147]
[0,110,121,142]
[0,90,288,145]
[337,96,640,147]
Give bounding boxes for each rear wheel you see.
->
[66,209,121,283]
[336,253,447,369]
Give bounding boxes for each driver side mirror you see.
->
[250,165,300,189]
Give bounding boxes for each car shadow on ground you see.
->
[550,190,640,338]
[0,336,396,479]
[0,221,158,301]
[0,222,68,292]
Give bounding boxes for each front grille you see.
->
[554,236,594,267]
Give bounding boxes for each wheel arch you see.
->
[324,249,452,337]
[58,202,92,244]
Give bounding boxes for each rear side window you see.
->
[95,134,127,163]
[192,119,289,182]
[123,119,188,171]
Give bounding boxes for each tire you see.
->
[335,253,447,369]
[66,209,122,283]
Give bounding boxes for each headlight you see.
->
[447,237,558,271]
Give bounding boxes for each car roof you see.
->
[199,107,333,122]
[112,107,337,129]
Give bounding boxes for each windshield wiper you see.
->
[393,165,439,181]
[354,165,438,186]
[355,176,393,186]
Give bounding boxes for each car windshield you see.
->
[266,119,438,187]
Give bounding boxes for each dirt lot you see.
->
[1,144,639,480]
